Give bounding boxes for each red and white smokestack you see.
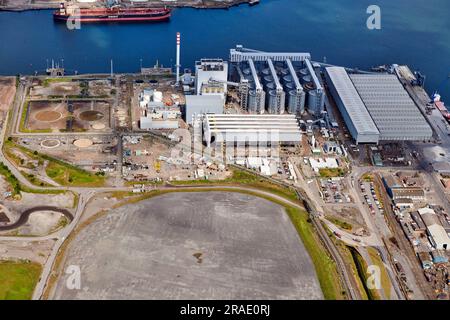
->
[176,32,181,86]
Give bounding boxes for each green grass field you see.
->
[45,159,105,187]
[319,168,346,178]
[284,207,346,300]
[0,261,42,300]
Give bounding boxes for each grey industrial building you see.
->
[229,46,323,116]
[325,67,433,144]
[349,74,433,141]
[203,114,302,147]
[325,67,380,144]
[184,95,224,125]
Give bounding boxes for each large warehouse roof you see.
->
[325,67,380,142]
[203,114,302,147]
[185,95,224,124]
[349,74,433,141]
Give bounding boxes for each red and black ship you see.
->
[53,3,171,23]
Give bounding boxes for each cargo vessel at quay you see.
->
[53,3,171,23]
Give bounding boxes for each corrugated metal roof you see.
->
[349,74,433,140]
[325,67,379,135]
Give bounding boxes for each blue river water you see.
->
[0,0,449,101]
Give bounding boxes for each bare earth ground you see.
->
[51,192,323,300]
[0,240,54,265]
[0,77,16,112]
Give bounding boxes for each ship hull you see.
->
[53,8,171,23]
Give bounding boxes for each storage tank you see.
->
[263,75,274,84]
[262,68,270,76]
[266,90,278,114]
[299,68,309,76]
[304,82,314,91]
[248,90,257,113]
[280,68,289,76]
[283,75,293,84]
[265,82,276,91]
[307,90,325,117]
[284,82,295,91]
[287,90,306,115]
[302,75,312,83]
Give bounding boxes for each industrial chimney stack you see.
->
[176,32,181,86]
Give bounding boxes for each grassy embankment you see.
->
[327,216,353,231]
[0,260,42,300]
[367,247,391,298]
[0,162,21,196]
[171,169,300,203]
[3,140,105,187]
[347,246,391,299]
[349,247,381,300]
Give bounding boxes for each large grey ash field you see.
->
[51,192,323,300]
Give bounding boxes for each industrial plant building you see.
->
[184,95,224,125]
[418,208,450,251]
[349,74,433,141]
[325,66,433,144]
[195,58,229,98]
[229,46,324,116]
[203,114,302,148]
[325,67,380,144]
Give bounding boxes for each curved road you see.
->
[0,206,74,231]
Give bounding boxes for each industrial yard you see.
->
[1,41,450,302]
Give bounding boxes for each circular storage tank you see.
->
[304,82,314,91]
[266,82,276,90]
[308,90,319,116]
[248,90,257,113]
[267,90,278,114]
[263,75,274,83]
[283,75,293,83]
[285,82,295,91]
[302,75,312,83]
[299,68,309,76]
[280,68,289,76]
[262,68,270,76]
[287,90,299,114]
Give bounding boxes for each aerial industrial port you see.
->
[0,3,450,303]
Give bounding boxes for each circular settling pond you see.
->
[35,110,62,122]
[79,111,104,121]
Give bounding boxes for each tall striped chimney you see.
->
[176,32,181,86]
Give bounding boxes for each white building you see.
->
[195,59,228,98]
[203,114,302,148]
[419,207,450,251]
